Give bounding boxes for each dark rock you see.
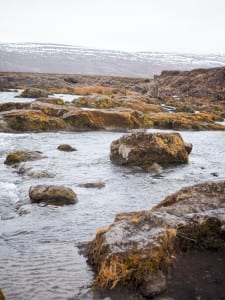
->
[139,272,167,298]
[29,185,78,206]
[211,172,219,177]
[57,144,77,152]
[78,182,105,189]
[110,132,191,170]
[184,143,193,154]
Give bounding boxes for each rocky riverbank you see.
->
[0,67,224,132]
[86,180,225,299]
[0,67,224,299]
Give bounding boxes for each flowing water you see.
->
[0,92,225,300]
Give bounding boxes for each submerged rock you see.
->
[57,144,77,152]
[86,181,225,298]
[4,150,44,166]
[29,185,78,206]
[110,132,192,170]
[78,182,105,189]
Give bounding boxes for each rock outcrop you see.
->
[29,185,78,206]
[4,150,44,166]
[87,181,225,298]
[110,132,192,170]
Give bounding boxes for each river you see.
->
[0,92,225,300]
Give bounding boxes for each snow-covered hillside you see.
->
[0,43,224,77]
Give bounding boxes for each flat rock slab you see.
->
[110,132,192,170]
[29,185,78,206]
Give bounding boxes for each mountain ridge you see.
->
[0,42,225,78]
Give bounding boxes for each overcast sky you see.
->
[0,0,225,53]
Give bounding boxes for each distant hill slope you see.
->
[0,43,225,78]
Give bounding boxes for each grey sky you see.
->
[0,0,225,53]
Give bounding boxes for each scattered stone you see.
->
[110,132,192,170]
[86,180,225,298]
[211,172,219,177]
[4,151,44,166]
[78,182,105,189]
[57,144,77,152]
[29,185,78,206]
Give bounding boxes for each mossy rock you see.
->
[4,150,43,165]
[110,132,192,170]
[87,181,225,298]
[29,185,78,206]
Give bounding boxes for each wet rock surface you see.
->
[57,144,77,152]
[110,132,192,170]
[78,182,105,189]
[4,150,44,166]
[29,185,78,206]
[86,180,225,298]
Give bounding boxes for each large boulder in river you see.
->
[86,180,225,298]
[110,132,192,170]
[17,88,49,98]
[4,150,44,165]
[29,185,78,206]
